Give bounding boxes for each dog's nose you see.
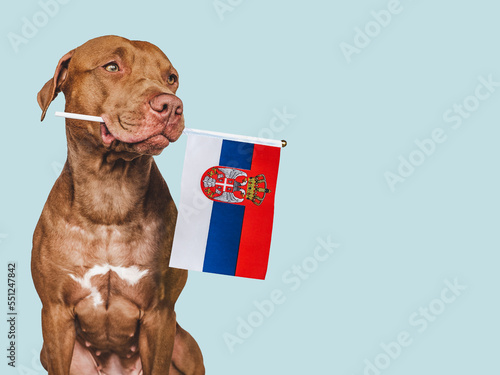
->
[149,94,183,118]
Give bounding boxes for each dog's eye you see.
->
[104,63,119,72]
[167,74,178,85]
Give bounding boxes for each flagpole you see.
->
[55,111,103,123]
[55,111,287,148]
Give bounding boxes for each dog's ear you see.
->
[37,49,75,121]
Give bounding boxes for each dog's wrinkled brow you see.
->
[110,47,127,60]
[96,46,132,67]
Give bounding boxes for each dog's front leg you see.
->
[41,304,76,375]
[139,308,177,375]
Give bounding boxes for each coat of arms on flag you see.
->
[201,166,270,205]
[169,130,283,279]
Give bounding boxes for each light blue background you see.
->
[1,0,499,374]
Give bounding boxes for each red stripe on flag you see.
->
[235,144,281,279]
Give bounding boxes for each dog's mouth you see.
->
[99,117,178,155]
[100,122,116,145]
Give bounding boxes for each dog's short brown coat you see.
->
[32,35,204,375]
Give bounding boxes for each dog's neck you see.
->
[63,122,156,226]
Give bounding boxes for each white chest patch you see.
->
[69,264,149,307]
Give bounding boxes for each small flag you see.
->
[170,130,282,279]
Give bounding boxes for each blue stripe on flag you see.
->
[202,140,254,275]
[219,139,254,169]
[203,202,245,275]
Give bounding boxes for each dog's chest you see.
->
[63,220,168,308]
[63,220,168,346]
[69,264,150,306]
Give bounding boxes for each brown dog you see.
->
[32,35,205,375]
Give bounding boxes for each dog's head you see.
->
[38,35,184,156]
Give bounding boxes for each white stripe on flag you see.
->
[170,134,222,272]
